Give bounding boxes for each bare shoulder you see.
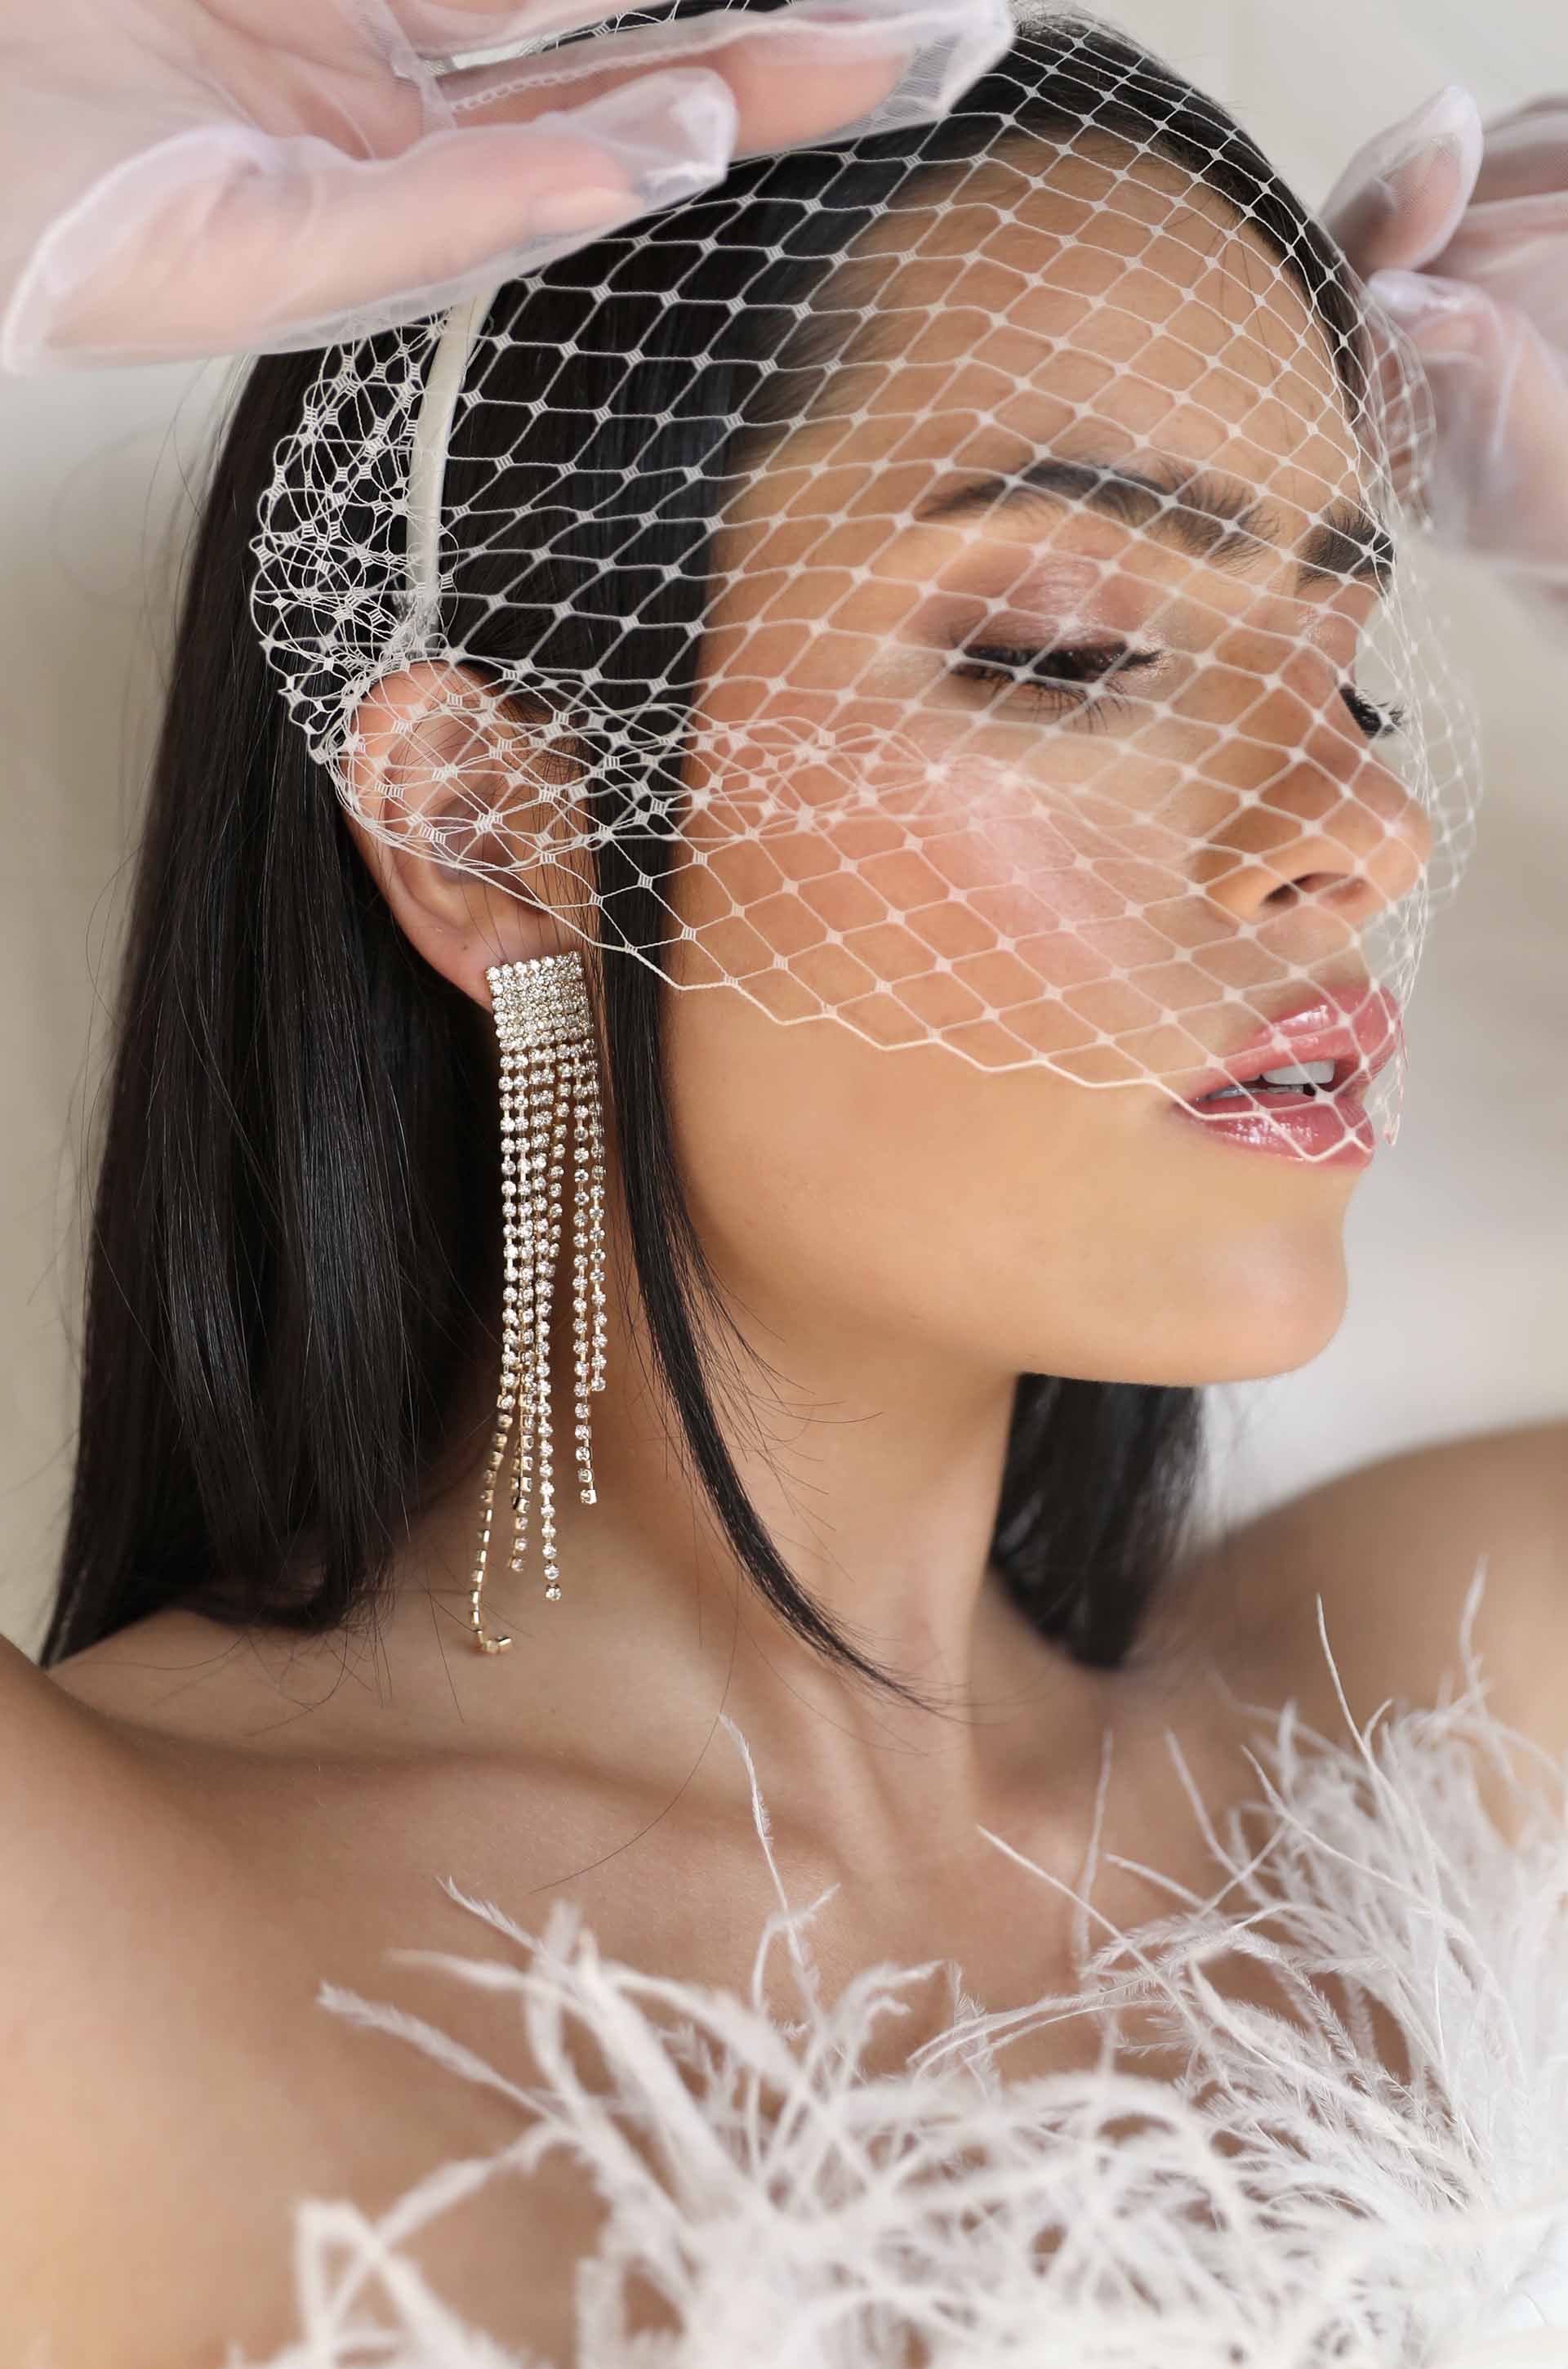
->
[42,1601,301,1740]
[0,1622,158,2015]
[0,1624,151,1862]
[0,1617,703,2367]
[0,1633,172,2360]
[0,1627,318,2367]
[1209,1418,1568,1768]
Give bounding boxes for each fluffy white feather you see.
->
[237,1562,1568,2369]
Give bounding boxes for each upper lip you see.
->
[1178,981,1404,1105]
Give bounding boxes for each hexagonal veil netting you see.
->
[250,0,1481,1168]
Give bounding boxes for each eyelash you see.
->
[949,640,1410,742]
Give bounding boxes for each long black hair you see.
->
[41,7,1369,1693]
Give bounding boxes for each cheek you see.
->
[662,986,1351,1385]
[664,983,1100,1338]
[666,734,1208,1078]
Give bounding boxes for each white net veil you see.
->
[251,0,1481,1172]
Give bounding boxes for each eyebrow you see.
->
[913,454,1396,594]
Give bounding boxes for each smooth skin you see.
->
[3,136,1566,2369]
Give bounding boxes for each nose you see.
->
[1196,666,1434,934]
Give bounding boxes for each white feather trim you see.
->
[237,1562,1568,2369]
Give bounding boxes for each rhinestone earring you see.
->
[471,953,608,1654]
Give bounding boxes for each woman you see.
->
[2,8,1566,2364]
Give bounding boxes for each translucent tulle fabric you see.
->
[0,0,1010,369]
[1324,85,1568,624]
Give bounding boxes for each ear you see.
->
[340,659,595,1009]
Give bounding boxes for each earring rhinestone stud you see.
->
[471,952,607,1654]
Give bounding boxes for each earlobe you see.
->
[339,659,590,1010]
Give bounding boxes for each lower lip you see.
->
[1169,1086,1375,1167]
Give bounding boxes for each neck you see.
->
[383,1224,1116,1857]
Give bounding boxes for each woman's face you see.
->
[657,137,1432,1388]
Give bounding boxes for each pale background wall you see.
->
[2,0,1564,1654]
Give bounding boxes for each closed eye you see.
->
[1340,683,1408,741]
[948,640,1408,742]
[947,641,1160,723]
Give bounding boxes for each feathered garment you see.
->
[241,1565,1568,2368]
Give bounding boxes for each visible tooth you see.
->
[1196,1056,1338,1104]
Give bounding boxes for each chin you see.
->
[1177,1236,1352,1385]
[1031,1227,1352,1390]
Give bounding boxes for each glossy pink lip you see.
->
[1175,983,1404,1108]
[1166,983,1405,1169]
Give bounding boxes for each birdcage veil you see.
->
[251,0,1479,1167]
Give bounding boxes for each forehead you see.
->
[742,138,1364,538]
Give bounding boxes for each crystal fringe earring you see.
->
[471,953,607,1654]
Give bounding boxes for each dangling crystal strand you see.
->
[501,1033,528,1531]
[585,1044,608,1399]
[570,1041,596,1507]
[471,964,519,1654]
[536,1034,568,1601]
[507,1030,547,1578]
[518,1037,545,1587]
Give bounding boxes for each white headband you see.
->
[404,288,498,629]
